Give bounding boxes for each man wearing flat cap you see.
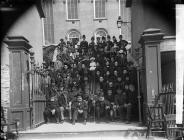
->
[95,92,110,121]
[71,94,88,125]
[43,94,60,123]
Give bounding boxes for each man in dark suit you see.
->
[95,92,110,121]
[72,94,88,125]
[43,95,61,123]
[57,87,67,123]
[80,35,88,56]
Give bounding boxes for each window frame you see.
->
[94,28,108,42]
[93,0,107,20]
[67,30,81,42]
[66,0,79,21]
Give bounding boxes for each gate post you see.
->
[4,36,32,130]
[139,29,164,123]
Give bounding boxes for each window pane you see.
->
[95,0,105,18]
[101,0,105,17]
[95,0,100,18]
[67,0,78,19]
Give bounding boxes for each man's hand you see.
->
[105,106,110,109]
[51,109,55,115]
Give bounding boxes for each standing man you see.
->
[80,35,88,56]
[105,35,113,58]
[72,94,88,125]
[88,36,96,57]
[118,35,128,52]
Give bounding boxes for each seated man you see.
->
[115,87,132,123]
[72,94,88,125]
[43,95,60,123]
[57,87,67,123]
[95,92,111,121]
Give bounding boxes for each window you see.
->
[67,30,81,44]
[66,0,79,20]
[94,0,106,19]
[43,0,54,45]
[95,28,108,41]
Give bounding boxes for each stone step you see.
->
[18,130,167,140]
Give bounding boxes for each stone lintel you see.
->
[4,36,32,52]
[139,28,164,45]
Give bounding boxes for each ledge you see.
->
[93,18,107,21]
[66,19,80,22]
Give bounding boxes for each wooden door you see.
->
[8,49,31,130]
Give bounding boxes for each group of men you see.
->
[43,34,135,125]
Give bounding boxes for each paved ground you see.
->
[18,122,167,140]
[19,122,146,133]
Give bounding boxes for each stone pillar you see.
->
[139,29,164,122]
[4,36,32,130]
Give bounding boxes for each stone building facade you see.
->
[43,0,131,45]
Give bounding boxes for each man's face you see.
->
[114,71,118,76]
[106,71,110,75]
[107,90,112,96]
[109,82,113,87]
[125,85,129,90]
[99,77,104,82]
[64,65,68,69]
[115,61,118,66]
[82,64,85,68]
[73,64,77,68]
[117,89,122,94]
[117,77,122,82]
[123,70,127,74]
[96,71,100,76]
[77,96,82,102]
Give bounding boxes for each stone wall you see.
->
[1,64,10,119]
[52,0,131,43]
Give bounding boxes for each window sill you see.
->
[66,19,80,22]
[93,18,107,21]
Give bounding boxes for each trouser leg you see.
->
[83,110,87,120]
[43,109,50,123]
[96,107,100,120]
[119,105,124,120]
[59,107,65,121]
[126,104,132,121]
[55,108,61,122]
[73,109,78,121]
[68,108,72,120]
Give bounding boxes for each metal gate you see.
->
[30,52,46,128]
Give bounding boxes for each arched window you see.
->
[67,29,81,44]
[95,28,108,41]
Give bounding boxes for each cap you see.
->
[107,35,110,39]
